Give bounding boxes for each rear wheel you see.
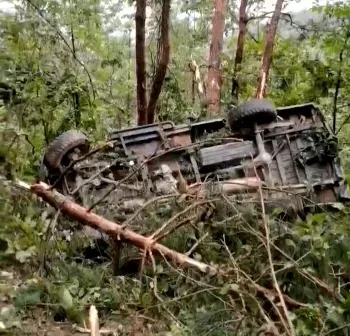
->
[227,99,277,131]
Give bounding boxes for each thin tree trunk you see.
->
[255,0,284,99]
[135,0,147,125]
[127,29,132,112]
[206,0,227,116]
[333,32,348,132]
[231,0,248,101]
[70,25,81,126]
[146,0,171,124]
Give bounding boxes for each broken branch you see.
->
[30,182,219,275]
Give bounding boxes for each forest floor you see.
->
[0,267,74,335]
[0,266,112,336]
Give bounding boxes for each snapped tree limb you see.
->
[30,182,219,275]
[2,176,310,312]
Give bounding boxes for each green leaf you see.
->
[219,285,230,295]
[330,202,345,211]
[230,284,239,292]
[285,239,296,248]
[311,213,327,225]
[140,293,152,307]
[14,290,42,308]
[300,235,312,242]
[15,250,32,263]
[78,288,85,298]
[59,287,74,311]
[220,283,239,295]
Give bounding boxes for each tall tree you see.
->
[256,0,285,99]
[146,0,171,124]
[231,0,248,101]
[206,0,227,116]
[135,0,147,125]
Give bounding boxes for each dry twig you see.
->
[254,165,295,336]
[149,201,209,240]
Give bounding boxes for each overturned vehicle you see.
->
[41,99,349,217]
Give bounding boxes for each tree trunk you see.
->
[231,0,248,101]
[146,0,171,124]
[70,25,81,126]
[255,0,284,99]
[135,0,147,125]
[206,0,227,116]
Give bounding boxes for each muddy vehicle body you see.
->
[42,99,350,218]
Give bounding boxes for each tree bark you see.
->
[70,25,81,126]
[231,0,248,101]
[146,0,171,124]
[255,0,284,99]
[206,0,227,116]
[147,0,171,124]
[135,0,147,125]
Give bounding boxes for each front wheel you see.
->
[43,130,90,170]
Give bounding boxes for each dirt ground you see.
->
[1,304,122,336]
[10,318,125,336]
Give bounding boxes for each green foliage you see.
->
[2,0,350,335]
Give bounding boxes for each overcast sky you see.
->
[0,0,334,15]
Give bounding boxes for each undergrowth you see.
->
[2,183,350,335]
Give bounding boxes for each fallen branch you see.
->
[5,176,309,315]
[185,232,209,256]
[75,326,112,335]
[184,176,263,200]
[30,182,219,275]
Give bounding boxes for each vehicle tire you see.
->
[227,99,277,131]
[43,130,90,170]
